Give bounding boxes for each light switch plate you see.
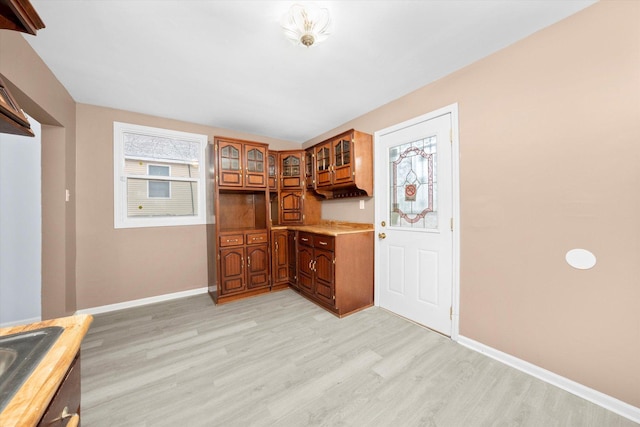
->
[359,200,365,209]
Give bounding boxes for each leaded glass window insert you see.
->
[389,136,438,229]
[282,155,300,177]
[221,145,240,171]
[246,148,264,173]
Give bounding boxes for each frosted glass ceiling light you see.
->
[281,3,331,47]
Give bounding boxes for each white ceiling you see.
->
[26,1,596,143]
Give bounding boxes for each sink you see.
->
[0,326,64,412]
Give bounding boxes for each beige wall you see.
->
[75,104,298,309]
[306,1,640,408]
[0,31,77,319]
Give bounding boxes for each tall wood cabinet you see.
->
[212,137,271,304]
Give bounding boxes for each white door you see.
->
[375,106,457,336]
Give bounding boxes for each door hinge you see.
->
[333,258,336,265]
[450,217,453,231]
[214,143,218,151]
[450,306,453,320]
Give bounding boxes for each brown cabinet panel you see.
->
[314,247,335,306]
[245,145,267,188]
[268,151,278,190]
[305,148,315,190]
[315,143,332,188]
[298,244,314,295]
[271,230,289,285]
[280,191,303,224]
[287,230,297,286]
[246,244,269,289]
[38,355,80,427]
[220,247,245,294]
[280,151,303,189]
[217,140,243,188]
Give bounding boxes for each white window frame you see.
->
[113,122,207,228]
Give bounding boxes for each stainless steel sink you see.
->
[0,326,64,412]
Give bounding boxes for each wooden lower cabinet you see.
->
[296,231,373,317]
[271,230,289,289]
[218,230,270,302]
[287,230,297,287]
[38,354,81,427]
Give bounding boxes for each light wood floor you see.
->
[80,290,636,426]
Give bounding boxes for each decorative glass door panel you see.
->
[220,145,240,171]
[389,136,438,229]
[282,155,300,177]
[244,145,266,187]
[315,144,332,187]
[334,138,350,167]
[246,148,264,173]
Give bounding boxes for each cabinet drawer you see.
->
[219,233,244,247]
[298,232,314,246]
[246,232,268,245]
[314,235,335,250]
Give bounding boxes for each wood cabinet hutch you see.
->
[210,130,374,314]
[212,137,271,304]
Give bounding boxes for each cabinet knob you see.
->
[378,232,386,239]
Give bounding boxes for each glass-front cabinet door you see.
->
[217,140,243,187]
[280,152,303,188]
[305,148,315,189]
[268,151,278,190]
[315,142,332,187]
[244,144,266,188]
[333,135,353,185]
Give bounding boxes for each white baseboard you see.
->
[75,287,209,316]
[0,316,42,329]
[457,335,640,424]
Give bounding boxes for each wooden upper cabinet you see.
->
[279,150,303,189]
[312,130,373,198]
[268,151,278,191]
[0,0,45,35]
[0,75,34,137]
[315,142,332,188]
[304,148,315,190]
[215,137,267,189]
[245,144,266,188]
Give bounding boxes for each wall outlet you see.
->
[359,200,365,209]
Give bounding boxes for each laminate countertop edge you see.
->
[272,222,374,236]
[0,314,93,427]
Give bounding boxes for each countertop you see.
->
[272,221,374,236]
[0,314,93,426]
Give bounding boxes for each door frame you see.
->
[373,103,461,341]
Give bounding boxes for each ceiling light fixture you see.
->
[281,3,331,48]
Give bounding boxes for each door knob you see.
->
[378,232,386,239]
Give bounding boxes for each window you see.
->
[113,122,207,228]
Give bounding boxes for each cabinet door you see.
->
[333,134,354,185]
[287,230,297,286]
[272,231,289,285]
[268,151,278,190]
[280,152,303,188]
[298,244,314,295]
[280,191,303,224]
[220,247,245,294]
[315,142,332,188]
[246,244,269,289]
[218,140,243,187]
[314,247,335,306]
[305,149,315,189]
[244,145,267,188]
